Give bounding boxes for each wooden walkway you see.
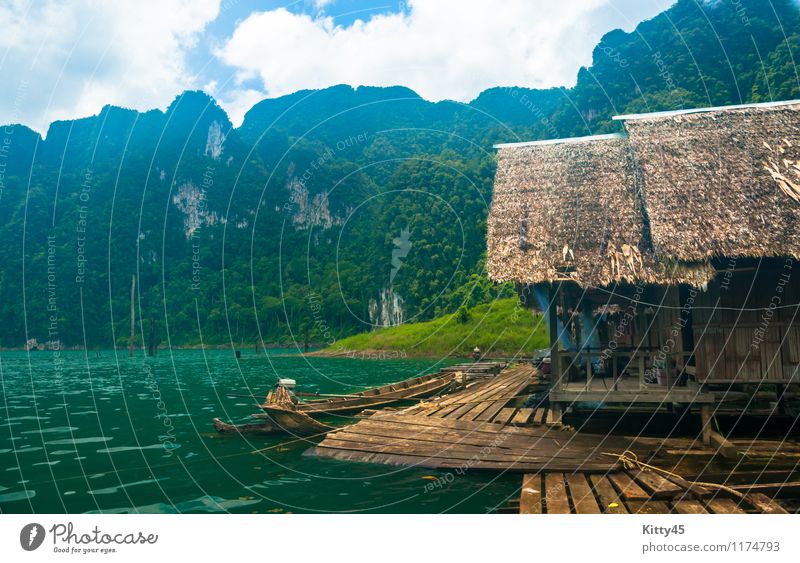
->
[407,364,548,426]
[517,470,790,514]
[312,364,648,472]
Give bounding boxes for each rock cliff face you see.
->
[285,163,341,230]
[204,121,226,160]
[172,180,219,239]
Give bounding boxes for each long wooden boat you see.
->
[214,385,334,436]
[212,411,332,437]
[213,371,455,437]
[287,371,456,416]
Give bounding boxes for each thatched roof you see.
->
[487,134,714,287]
[619,101,800,261]
[488,100,800,287]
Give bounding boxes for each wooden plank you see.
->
[672,500,708,514]
[435,371,517,407]
[511,408,534,425]
[747,493,789,514]
[630,470,683,499]
[427,404,460,417]
[545,474,571,514]
[609,472,651,501]
[492,407,518,426]
[589,475,628,514]
[706,498,746,514]
[627,501,670,514]
[473,400,511,422]
[533,407,546,425]
[520,474,542,514]
[459,400,496,421]
[545,405,560,426]
[730,481,800,497]
[566,473,601,514]
[313,446,615,472]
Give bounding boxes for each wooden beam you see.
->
[700,404,712,446]
[709,430,739,459]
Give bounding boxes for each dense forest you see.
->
[1,0,799,350]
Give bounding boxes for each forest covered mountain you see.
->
[1,0,799,349]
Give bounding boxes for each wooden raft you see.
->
[313,365,647,472]
[518,471,790,514]
[312,412,644,471]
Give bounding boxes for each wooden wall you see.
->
[693,260,800,383]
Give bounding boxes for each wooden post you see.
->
[638,354,646,390]
[700,404,712,446]
[585,352,593,391]
[548,283,561,388]
[548,402,563,425]
[129,274,136,357]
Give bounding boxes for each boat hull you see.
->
[296,372,455,416]
[212,417,277,435]
[255,407,333,435]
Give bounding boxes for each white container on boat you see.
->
[277,378,297,389]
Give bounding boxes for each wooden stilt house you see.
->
[487,101,800,442]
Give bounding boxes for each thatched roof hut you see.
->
[617,101,800,262]
[488,100,800,288]
[487,134,713,287]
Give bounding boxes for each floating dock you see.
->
[310,363,799,512]
[312,365,645,472]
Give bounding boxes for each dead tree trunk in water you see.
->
[148,318,155,356]
[129,274,136,357]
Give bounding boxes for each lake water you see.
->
[0,349,520,513]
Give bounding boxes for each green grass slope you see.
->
[320,298,548,358]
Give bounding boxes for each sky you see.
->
[0,0,675,133]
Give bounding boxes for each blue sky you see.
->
[0,0,674,132]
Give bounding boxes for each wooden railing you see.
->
[551,348,696,391]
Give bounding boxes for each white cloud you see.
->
[216,0,662,106]
[0,0,220,133]
[216,87,270,127]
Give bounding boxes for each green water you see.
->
[0,349,520,513]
